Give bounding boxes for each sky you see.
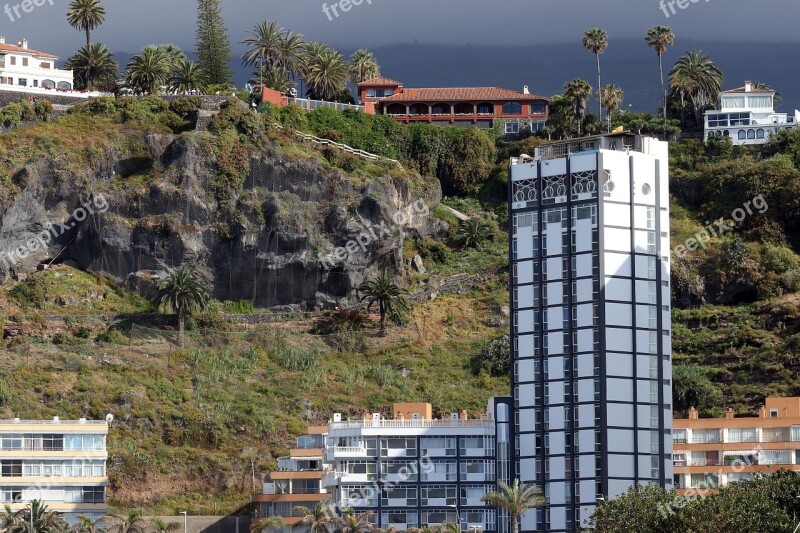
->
[1,0,798,60]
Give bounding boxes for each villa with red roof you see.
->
[0,37,74,92]
[358,77,549,135]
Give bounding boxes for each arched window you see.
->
[747,129,756,139]
[723,130,730,137]
[502,102,522,114]
[477,102,494,115]
[738,130,746,140]
[756,129,765,139]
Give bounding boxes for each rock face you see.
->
[0,131,447,310]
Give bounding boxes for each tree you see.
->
[669,50,724,129]
[645,26,675,124]
[588,484,679,533]
[293,501,336,533]
[546,94,578,139]
[67,0,105,48]
[358,270,410,335]
[251,516,285,533]
[153,266,210,347]
[599,84,624,131]
[124,46,172,94]
[455,219,492,249]
[583,28,608,122]
[334,509,375,533]
[75,515,105,533]
[108,511,146,533]
[242,20,287,70]
[349,49,380,84]
[65,43,118,91]
[672,364,723,415]
[11,500,67,533]
[150,518,182,533]
[302,45,349,101]
[146,44,187,71]
[195,0,233,85]
[563,79,593,136]
[250,65,292,93]
[170,60,209,94]
[1,505,24,533]
[481,479,544,533]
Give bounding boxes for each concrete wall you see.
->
[0,89,89,107]
[143,516,250,533]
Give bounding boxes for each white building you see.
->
[704,81,799,145]
[509,133,673,532]
[0,37,74,92]
[320,400,513,533]
[0,417,109,527]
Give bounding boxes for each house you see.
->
[672,397,800,495]
[509,133,673,532]
[704,81,799,145]
[0,416,109,527]
[357,77,549,135]
[0,37,74,92]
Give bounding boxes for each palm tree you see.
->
[250,65,293,93]
[108,511,146,533]
[1,504,23,532]
[599,84,624,131]
[125,46,172,94]
[481,480,545,533]
[294,501,336,533]
[65,43,117,91]
[251,516,285,533]
[150,518,182,533]
[563,79,593,136]
[275,30,306,78]
[669,50,723,129]
[455,219,492,249]
[753,81,782,107]
[242,20,287,69]
[302,46,349,101]
[335,509,375,533]
[67,0,106,48]
[13,499,67,533]
[669,72,694,130]
[153,265,210,347]
[645,26,675,122]
[583,28,608,122]
[74,514,105,533]
[170,60,209,94]
[349,49,380,84]
[145,44,187,71]
[357,270,410,335]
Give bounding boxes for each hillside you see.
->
[1,98,800,514]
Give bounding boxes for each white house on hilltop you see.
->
[0,37,74,92]
[704,81,800,145]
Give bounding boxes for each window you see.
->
[420,437,456,455]
[747,129,756,139]
[757,129,765,139]
[770,409,779,418]
[43,434,64,451]
[10,56,15,65]
[423,460,457,481]
[0,434,22,451]
[366,88,393,98]
[647,231,656,254]
[721,96,745,109]
[17,78,27,87]
[382,486,417,506]
[22,58,28,66]
[503,102,522,114]
[82,487,105,503]
[421,485,456,506]
[1,460,22,477]
[738,130,747,140]
[65,434,104,451]
[531,102,547,114]
[748,95,772,108]
[505,122,520,134]
[40,62,51,69]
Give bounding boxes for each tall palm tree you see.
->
[250,65,293,93]
[14,499,67,533]
[482,480,545,533]
[144,44,187,71]
[669,50,724,129]
[563,79,593,136]
[153,265,210,347]
[303,47,349,101]
[669,72,694,130]
[335,509,375,533]
[74,514,105,533]
[599,84,624,131]
[349,49,380,84]
[645,26,675,122]
[66,0,106,48]
[294,501,336,533]
[108,511,146,533]
[65,43,117,91]
[150,518,182,533]
[275,29,305,78]
[124,46,172,94]
[170,60,209,94]
[583,28,609,122]
[358,270,410,335]
[455,219,492,249]
[1,504,23,532]
[242,20,287,69]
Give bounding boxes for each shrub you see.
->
[18,99,35,121]
[414,238,450,264]
[34,99,53,121]
[369,365,397,387]
[8,275,50,308]
[472,335,510,376]
[86,96,118,115]
[222,300,256,313]
[311,309,370,335]
[781,269,800,293]
[0,103,24,127]
[756,272,784,300]
[96,327,127,344]
[761,244,800,274]
[157,110,188,133]
[169,96,203,117]
[74,326,92,339]
[192,300,230,332]
[52,332,78,345]
[0,379,10,406]
[271,345,321,371]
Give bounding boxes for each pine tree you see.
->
[195,0,233,85]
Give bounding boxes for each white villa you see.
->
[704,81,800,145]
[0,37,74,92]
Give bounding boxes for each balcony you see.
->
[325,446,368,461]
[286,97,365,113]
[329,419,494,430]
[321,470,343,487]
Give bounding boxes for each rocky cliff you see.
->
[0,125,446,310]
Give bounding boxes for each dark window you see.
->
[17,78,26,87]
[756,129,765,139]
[738,130,746,140]
[82,487,105,503]
[1,461,22,477]
[531,102,547,115]
[503,102,522,114]
[747,129,756,139]
[43,434,64,451]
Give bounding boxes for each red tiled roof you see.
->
[0,43,58,59]
[722,86,774,94]
[357,77,403,87]
[380,87,548,103]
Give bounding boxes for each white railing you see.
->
[287,97,365,113]
[0,419,107,425]
[329,419,495,430]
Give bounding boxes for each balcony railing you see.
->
[329,419,494,430]
[287,97,364,113]
[687,459,721,467]
[0,419,107,425]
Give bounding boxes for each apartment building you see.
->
[323,400,513,533]
[673,397,800,494]
[0,37,74,91]
[252,425,331,530]
[0,416,109,526]
[508,133,673,532]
